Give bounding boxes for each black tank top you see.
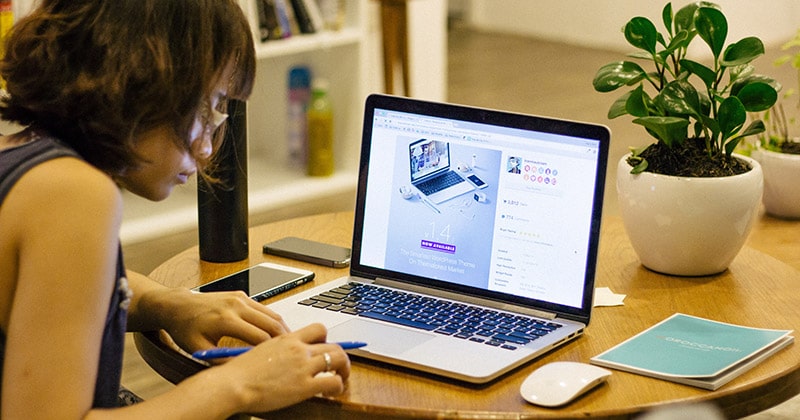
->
[0,136,130,407]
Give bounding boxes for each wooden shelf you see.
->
[254,28,362,59]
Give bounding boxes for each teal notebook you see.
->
[591,313,794,390]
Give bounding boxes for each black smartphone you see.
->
[467,173,488,189]
[192,263,314,301]
[263,236,351,268]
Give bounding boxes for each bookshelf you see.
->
[121,0,370,244]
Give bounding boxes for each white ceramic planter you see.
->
[752,149,800,219]
[616,154,763,276]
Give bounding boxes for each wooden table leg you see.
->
[379,0,410,96]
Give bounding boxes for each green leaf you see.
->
[627,51,652,60]
[674,2,700,34]
[679,59,716,88]
[694,7,727,59]
[629,145,649,157]
[656,32,667,48]
[627,149,649,174]
[724,137,743,155]
[662,3,674,36]
[608,92,631,119]
[721,37,764,67]
[626,85,651,117]
[735,81,778,112]
[739,119,766,138]
[729,64,755,84]
[699,114,720,137]
[725,121,766,155]
[653,51,668,67]
[731,74,781,96]
[630,158,649,174]
[697,89,712,116]
[593,61,647,92]
[625,17,658,54]
[633,116,691,147]
[717,96,746,140]
[665,30,691,54]
[656,80,702,117]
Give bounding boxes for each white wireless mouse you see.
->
[520,361,611,407]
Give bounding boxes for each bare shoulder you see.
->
[21,156,119,202]
[2,156,123,237]
[0,156,123,330]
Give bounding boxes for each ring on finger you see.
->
[323,352,332,372]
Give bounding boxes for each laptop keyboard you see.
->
[298,282,563,351]
[415,171,465,195]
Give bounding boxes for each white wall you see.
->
[467,0,800,51]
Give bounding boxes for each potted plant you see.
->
[743,30,800,219]
[592,1,779,276]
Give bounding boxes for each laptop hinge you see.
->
[370,278,558,320]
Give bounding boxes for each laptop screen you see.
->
[352,95,609,321]
[409,139,451,182]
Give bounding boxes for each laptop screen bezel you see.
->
[350,94,610,324]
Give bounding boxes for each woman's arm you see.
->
[125,271,290,351]
[2,158,123,419]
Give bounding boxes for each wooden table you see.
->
[135,211,800,419]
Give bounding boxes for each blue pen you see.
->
[192,341,368,360]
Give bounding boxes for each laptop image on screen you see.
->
[409,138,474,204]
[268,94,610,384]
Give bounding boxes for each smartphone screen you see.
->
[263,237,351,268]
[194,263,314,301]
[467,174,487,188]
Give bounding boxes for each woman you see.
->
[0,0,349,418]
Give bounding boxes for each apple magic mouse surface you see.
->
[520,361,611,407]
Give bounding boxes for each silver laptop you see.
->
[408,138,474,204]
[268,94,610,384]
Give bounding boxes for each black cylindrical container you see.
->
[198,99,249,262]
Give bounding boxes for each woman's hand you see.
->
[125,271,291,352]
[215,323,351,413]
[159,288,291,352]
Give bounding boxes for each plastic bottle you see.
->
[306,78,334,176]
[287,66,311,165]
[0,0,13,90]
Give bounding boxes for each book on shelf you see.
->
[301,0,325,34]
[255,0,284,41]
[590,313,794,390]
[272,0,296,38]
[290,0,317,34]
[255,0,346,43]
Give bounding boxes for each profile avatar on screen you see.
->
[508,156,522,174]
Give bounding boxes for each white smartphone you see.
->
[263,237,351,268]
[466,173,488,189]
[192,262,314,301]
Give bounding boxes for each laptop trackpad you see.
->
[327,318,434,355]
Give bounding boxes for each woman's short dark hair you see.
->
[0,0,256,177]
